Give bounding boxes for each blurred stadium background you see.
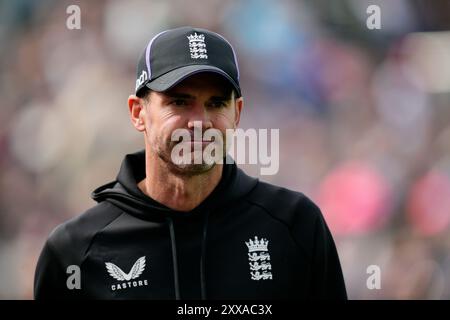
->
[1,0,450,299]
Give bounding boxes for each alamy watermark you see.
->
[66,4,381,31]
[66,265,81,289]
[366,4,381,30]
[170,121,279,175]
[66,5,81,30]
[366,264,381,290]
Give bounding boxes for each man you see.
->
[34,26,347,299]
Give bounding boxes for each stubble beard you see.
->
[153,134,219,177]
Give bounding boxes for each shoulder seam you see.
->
[44,237,67,275]
[245,197,312,260]
[80,201,125,266]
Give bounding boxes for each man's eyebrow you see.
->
[164,92,195,99]
[163,93,232,101]
[209,95,231,101]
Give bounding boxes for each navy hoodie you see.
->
[34,150,347,299]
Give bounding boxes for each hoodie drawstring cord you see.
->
[168,217,181,300]
[168,210,210,300]
[200,210,210,300]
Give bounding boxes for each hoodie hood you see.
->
[91,150,259,220]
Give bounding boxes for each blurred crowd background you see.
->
[1,0,450,299]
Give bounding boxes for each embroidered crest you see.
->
[245,236,273,280]
[187,32,208,59]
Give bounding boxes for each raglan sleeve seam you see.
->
[80,202,125,266]
[34,234,69,299]
[245,198,312,260]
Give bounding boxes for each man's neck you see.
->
[137,152,223,212]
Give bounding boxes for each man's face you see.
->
[141,73,242,175]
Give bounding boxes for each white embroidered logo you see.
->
[246,236,273,280]
[105,256,148,291]
[187,32,208,59]
[135,70,148,91]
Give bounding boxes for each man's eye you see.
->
[170,99,188,106]
[208,101,227,108]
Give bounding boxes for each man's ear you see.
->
[128,95,146,132]
[234,96,244,128]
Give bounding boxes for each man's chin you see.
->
[158,144,223,176]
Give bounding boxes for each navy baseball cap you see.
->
[135,26,241,97]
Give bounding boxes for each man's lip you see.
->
[175,140,214,145]
[177,140,213,142]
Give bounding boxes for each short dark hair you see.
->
[136,83,237,102]
[137,87,152,100]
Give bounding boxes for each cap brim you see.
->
[145,65,241,97]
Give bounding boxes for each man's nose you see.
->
[187,105,213,130]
